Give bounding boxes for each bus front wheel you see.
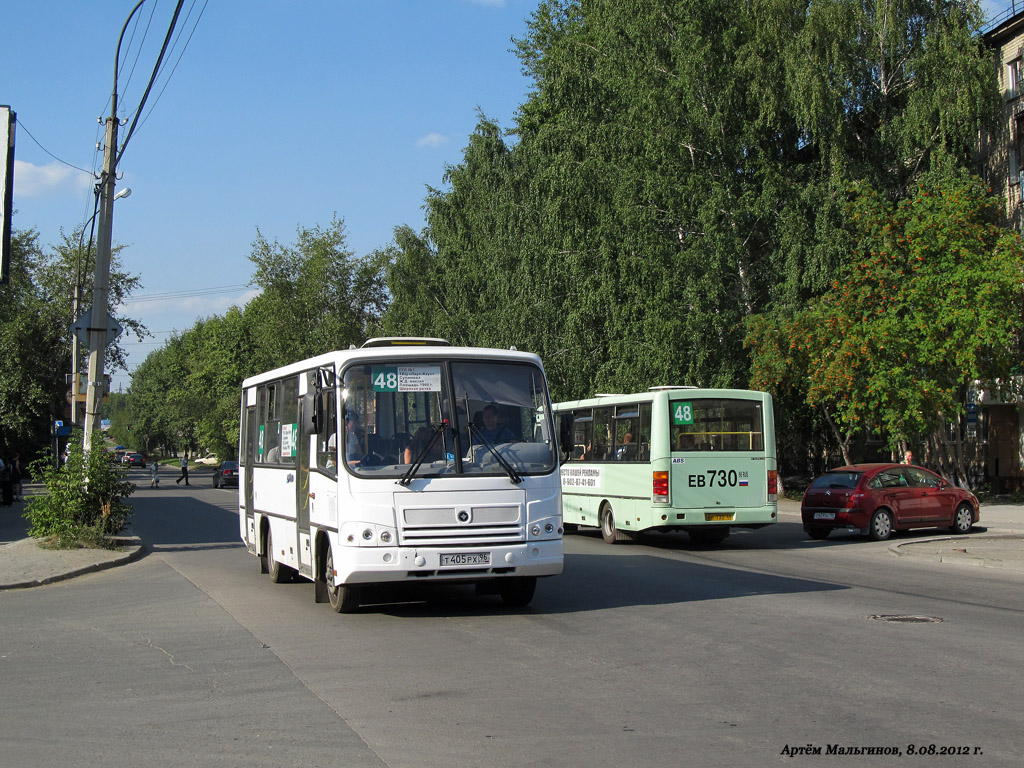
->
[325,545,360,614]
[499,576,536,608]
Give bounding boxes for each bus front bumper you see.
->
[333,539,564,585]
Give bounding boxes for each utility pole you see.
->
[82,114,118,451]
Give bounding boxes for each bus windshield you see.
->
[669,398,765,452]
[341,359,557,478]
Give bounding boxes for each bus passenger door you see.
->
[296,390,313,579]
[243,405,257,552]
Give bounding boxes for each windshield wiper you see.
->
[468,420,522,484]
[398,421,447,486]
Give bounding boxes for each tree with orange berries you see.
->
[747,166,1024,485]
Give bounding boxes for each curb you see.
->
[0,538,146,591]
[890,533,1024,572]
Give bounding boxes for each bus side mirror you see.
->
[311,392,324,434]
[558,415,574,457]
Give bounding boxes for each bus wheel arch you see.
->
[266,523,294,583]
[258,518,269,574]
[324,542,361,613]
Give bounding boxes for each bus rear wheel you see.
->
[266,527,293,583]
[600,503,634,544]
[325,545,360,613]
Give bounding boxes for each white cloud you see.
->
[117,288,261,320]
[13,159,93,197]
[415,132,448,148]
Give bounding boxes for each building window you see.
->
[1009,58,1023,99]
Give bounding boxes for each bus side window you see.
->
[571,410,592,461]
[592,407,612,461]
[638,403,651,461]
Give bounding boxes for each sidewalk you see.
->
[0,489,144,590]
[777,497,1024,572]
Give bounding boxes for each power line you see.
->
[125,283,252,302]
[134,0,210,134]
[116,0,187,165]
[14,118,96,177]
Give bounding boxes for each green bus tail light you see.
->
[768,470,778,500]
[653,471,669,502]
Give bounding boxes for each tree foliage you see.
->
[86,0,1007,472]
[0,224,144,461]
[24,432,134,546]
[381,0,1000,413]
[124,220,386,457]
[746,167,1024,478]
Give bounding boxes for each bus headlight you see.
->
[362,529,374,541]
[527,515,562,540]
[380,530,392,544]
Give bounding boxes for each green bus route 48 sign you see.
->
[673,402,694,425]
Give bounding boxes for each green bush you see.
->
[24,434,135,548]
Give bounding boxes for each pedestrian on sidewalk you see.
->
[0,458,11,507]
[150,460,160,488]
[176,454,190,485]
[11,454,21,502]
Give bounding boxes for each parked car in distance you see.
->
[801,463,979,541]
[213,460,239,488]
[194,454,220,466]
[125,453,146,468]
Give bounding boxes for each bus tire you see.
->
[499,576,536,608]
[325,545,360,613]
[600,503,633,544]
[266,527,293,583]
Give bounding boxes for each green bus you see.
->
[553,388,778,545]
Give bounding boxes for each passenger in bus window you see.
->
[266,434,281,463]
[476,404,514,444]
[616,433,637,461]
[403,426,440,464]
[345,410,362,464]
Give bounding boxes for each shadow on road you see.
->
[361,547,847,618]
[126,479,847,617]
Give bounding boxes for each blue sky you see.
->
[3,0,1014,394]
[5,0,540,391]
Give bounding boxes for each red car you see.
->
[801,463,979,541]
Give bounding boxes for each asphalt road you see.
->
[2,472,1022,767]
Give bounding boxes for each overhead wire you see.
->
[115,0,187,166]
[125,284,252,302]
[116,0,160,106]
[133,0,209,134]
[14,118,96,177]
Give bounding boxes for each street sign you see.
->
[70,309,122,346]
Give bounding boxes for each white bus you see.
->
[553,388,778,545]
[238,338,566,612]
